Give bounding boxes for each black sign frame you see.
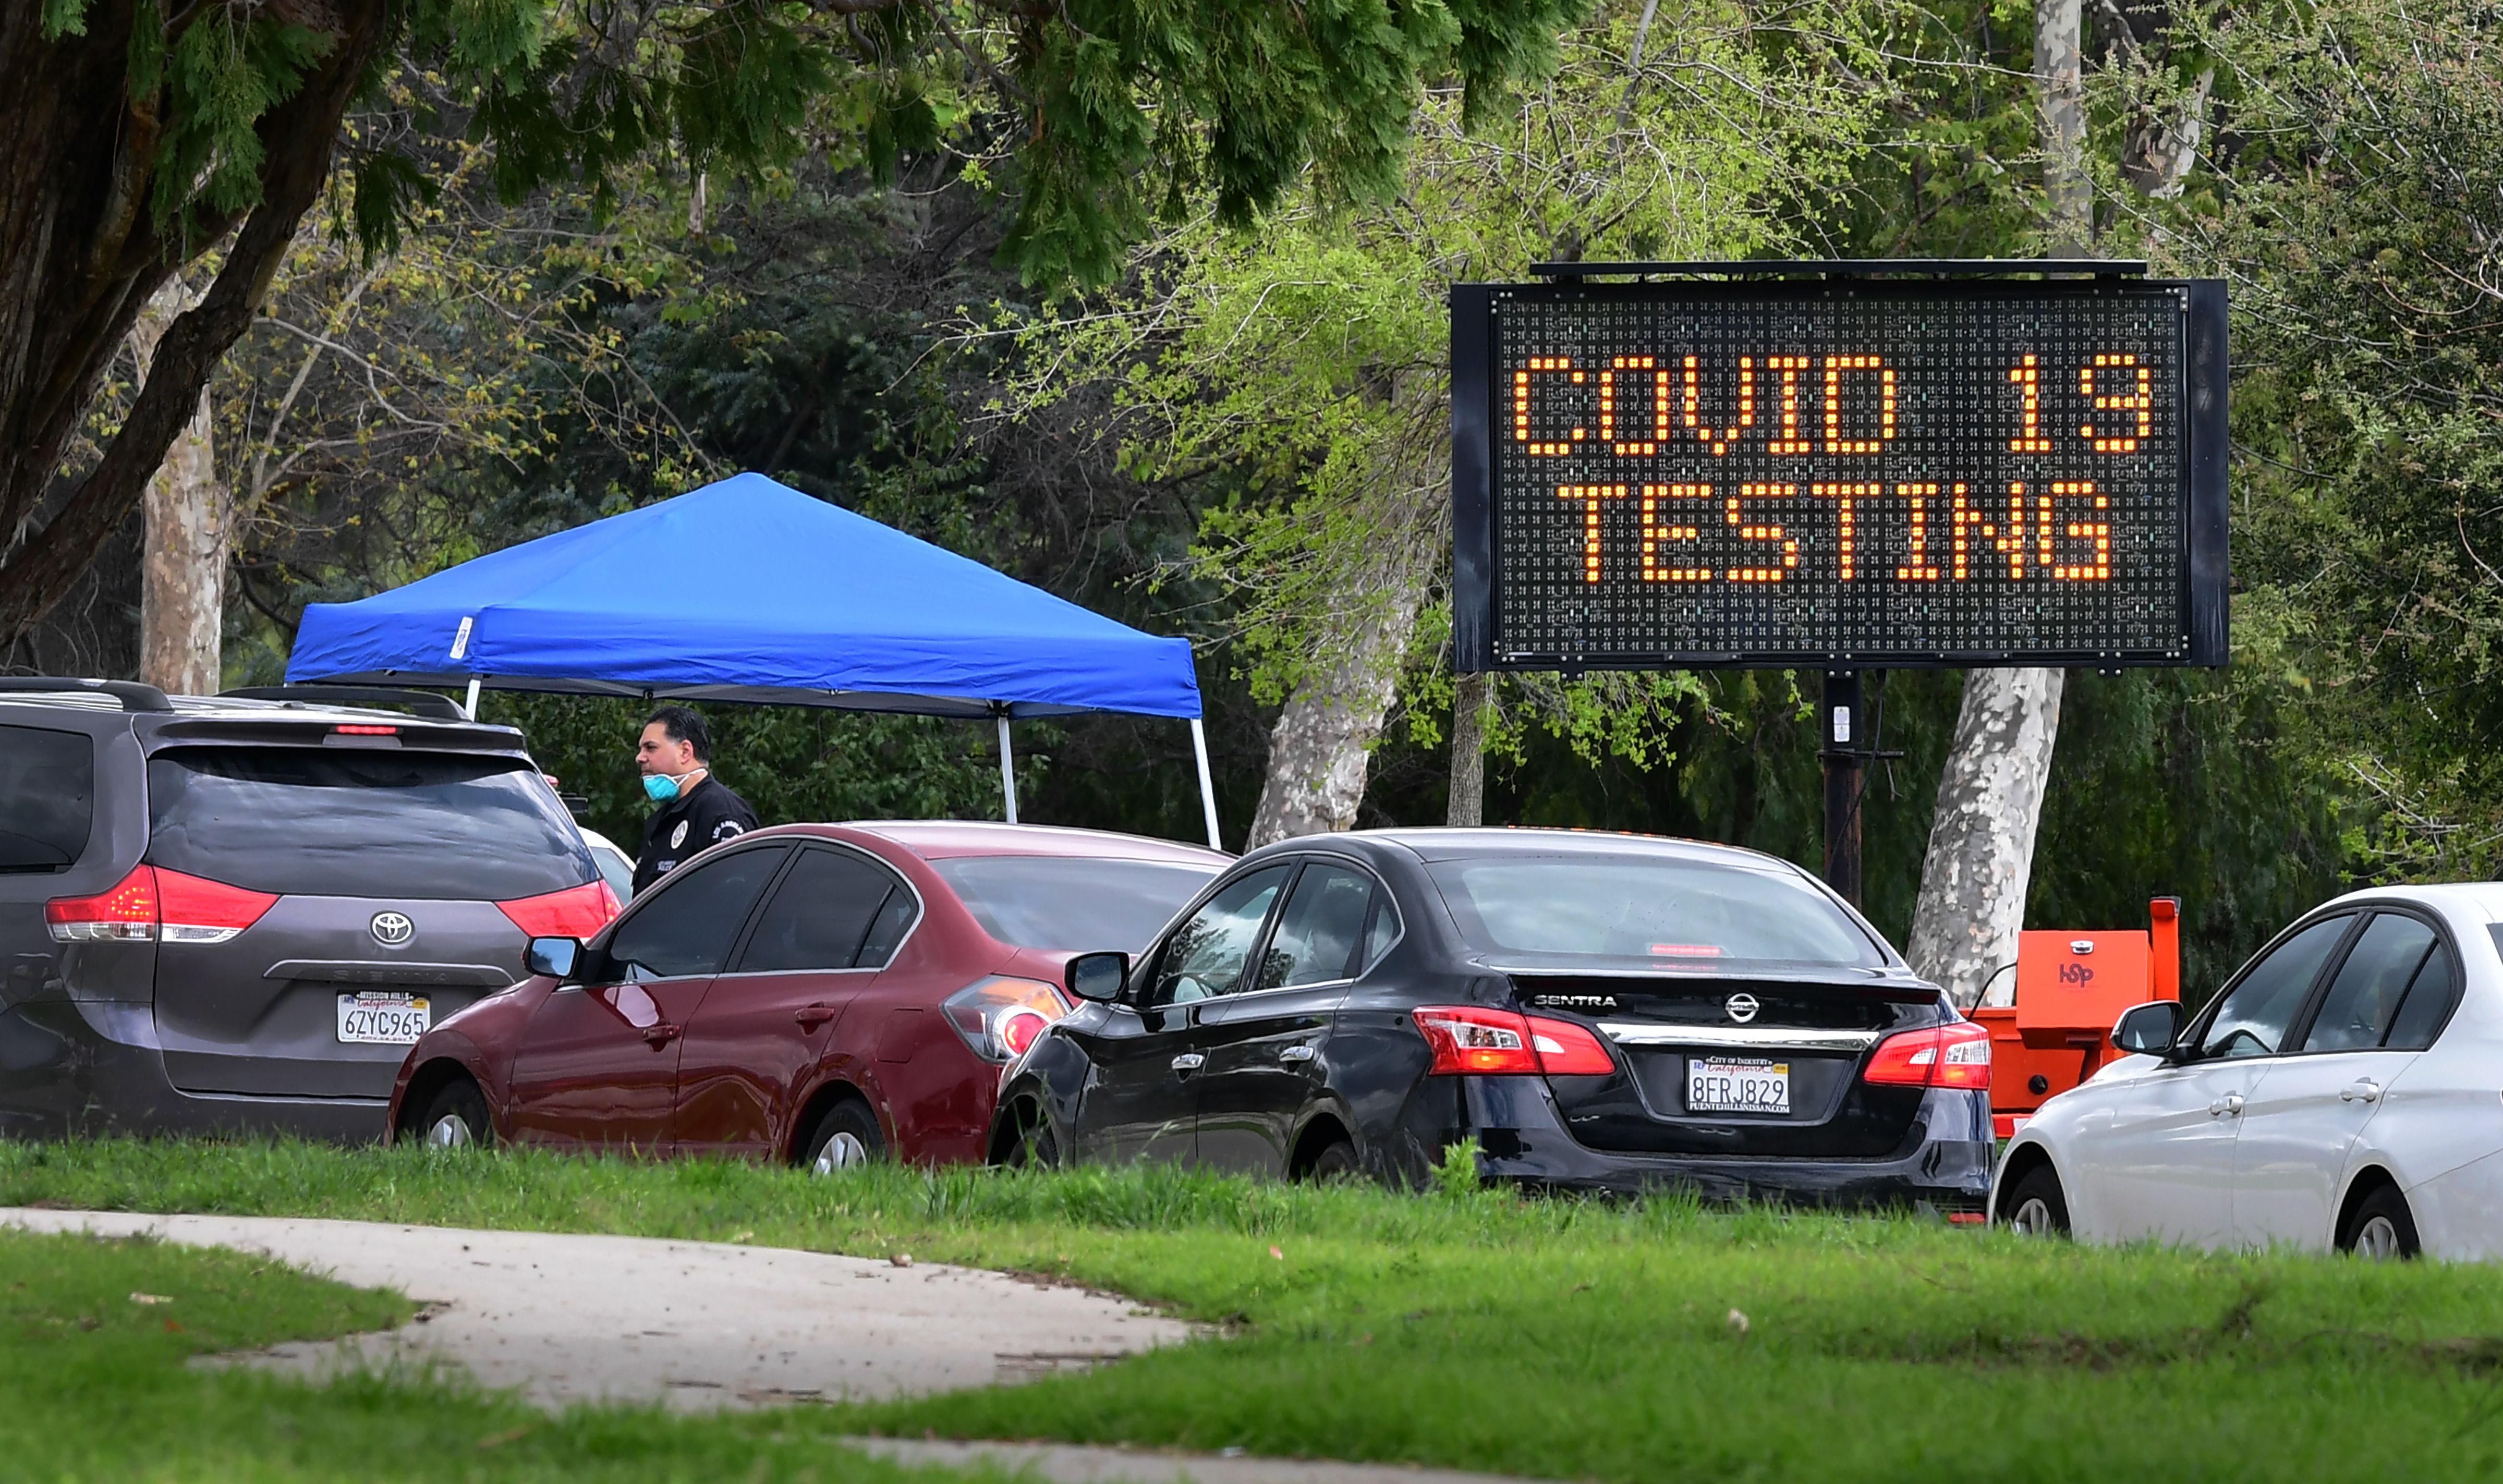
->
[1449,273,2229,671]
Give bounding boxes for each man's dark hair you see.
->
[645,704,713,764]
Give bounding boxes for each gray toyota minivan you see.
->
[0,677,614,1140]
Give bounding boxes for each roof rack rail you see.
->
[220,684,471,721]
[0,677,174,712]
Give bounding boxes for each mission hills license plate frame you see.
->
[1450,274,2228,670]
[337,991,430,1045]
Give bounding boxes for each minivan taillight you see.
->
[1863,1021,1992,1091]
[496,880,622,939]
[1413,1006,1619,1077]
[45,865,277,944]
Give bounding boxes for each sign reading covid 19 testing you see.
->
[1449,276,2229,670]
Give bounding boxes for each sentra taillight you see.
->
[1414,1006,1537,1074]
[1864,1021,1992,1091]
[496,880,622,939]
[1526,1015,1618,1076]
[942,977,1071,1063]
[1415,1007,1623,1077]
[45,865,276,944]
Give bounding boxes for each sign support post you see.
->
[1820,670,1862,907]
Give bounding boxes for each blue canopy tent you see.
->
[285,472,1219,846]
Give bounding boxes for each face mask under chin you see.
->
[642,773,683,802]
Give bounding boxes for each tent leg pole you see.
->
[997,714,1019,825]
[1190,717,1221,850]
[464,677,481,721]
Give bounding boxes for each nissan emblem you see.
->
[1725,992,1759,1024]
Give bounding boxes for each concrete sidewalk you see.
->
[0,1208,1187,1412]
[852,1438,1550,1484]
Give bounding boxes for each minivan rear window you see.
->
[146,747,594,900]
[0,724,96,872]
[1426,855,1883,966]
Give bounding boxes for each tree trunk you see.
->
[0,5,386,647]
[1446,672,1489,826]
[2036,0,2088,232]
[1247,575,1425,847]
[1905,0,2087,1006]
[128,278,227,696]
[1906,667,2064,1005]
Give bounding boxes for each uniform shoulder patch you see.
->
[712,819,746,843]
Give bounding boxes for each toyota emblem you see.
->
[370,911,415,947]
[1725,992,1760,1024]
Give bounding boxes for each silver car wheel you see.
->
[2009,1195,2058,1235]
[2354,1213,2403,1261]
[426,1113,473,1149]
[810,1130,870,1175]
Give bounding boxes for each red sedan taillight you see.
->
[46,865,278,944]
[496,880,622,939]
[1412,1006,1617,1076]
[942,977,1071,1063]
[1863,1021,1992,1091]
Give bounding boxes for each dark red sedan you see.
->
[388,822,1224,1169]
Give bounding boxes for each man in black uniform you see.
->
[631,705,759,894]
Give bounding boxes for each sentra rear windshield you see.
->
[933,856,1218,953]
[146,748,595,900]
[1425,855,1882,966]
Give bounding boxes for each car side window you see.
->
[1360,891,1402,972]
[1149,865,1291,1008]
[2387,940,2462,1051]
[1256,864,1382,991]
[0,723,95,872]
[735,846,917,974]
[2299,913,2438,1053]
[605,845,789,981]
[2198,914,2351,1060]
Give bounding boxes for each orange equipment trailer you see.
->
[1970,897,2181,1139]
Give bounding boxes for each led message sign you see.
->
[1449,277,2228,669]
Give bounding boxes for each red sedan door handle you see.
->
[793,1004,837,1031]
[643,1022,682,1048]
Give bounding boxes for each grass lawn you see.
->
[7,1138,2503,1482]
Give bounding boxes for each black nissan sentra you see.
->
[990,828,1993,1208]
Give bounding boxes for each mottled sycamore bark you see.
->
[129,278,227,695]
[1247,570,1424,846]
[1908,667,2065,1004]
[1906,0,2086,1006]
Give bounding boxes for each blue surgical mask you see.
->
[642,773,682,803]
